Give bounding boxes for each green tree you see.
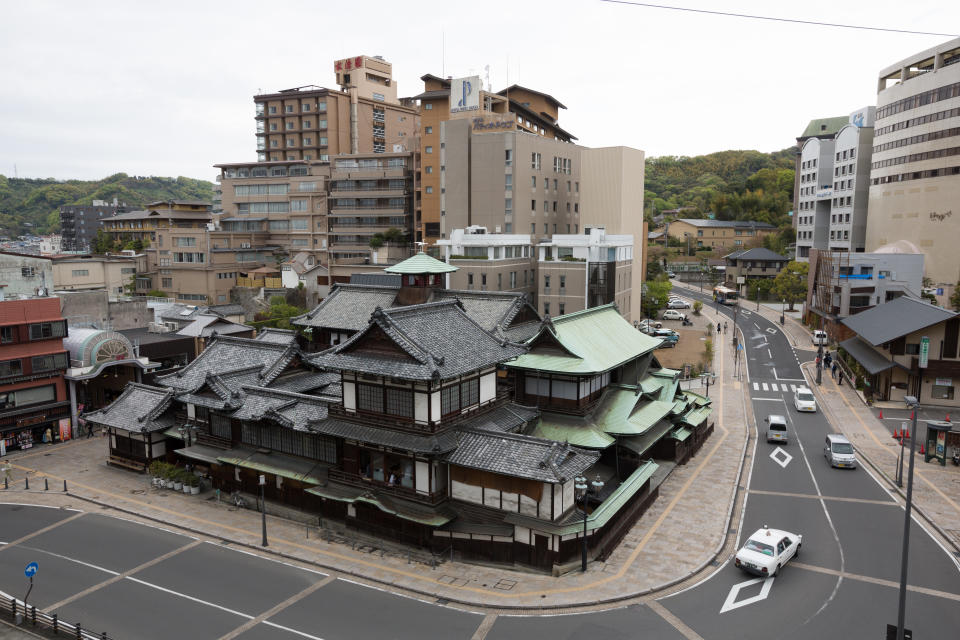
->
[770,261,809,311]
[146,289,167,298]
[92,230,116,254]
[950,283,960,311]
[642,276,673,319]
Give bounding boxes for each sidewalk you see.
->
[0,339,751,612]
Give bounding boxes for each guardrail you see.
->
[3,593,115,639]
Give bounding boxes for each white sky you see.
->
[2,0,957,181]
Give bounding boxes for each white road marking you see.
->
[752,397,784,402]
[125,576,253,618]
[767,348,773,359]
[762,383,768,391]
[752,382,759,391]
[790,384,797,391]
[720,576,775,613]
[262,620,328,640]
[754,322,761,330]
[770,447,793,468]
[781,384,790,392]
[766,328,777,334]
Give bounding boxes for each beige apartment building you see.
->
[52,253,148,295]
[537,229,634,321]
[866,37,960,303]
[254,56,417,163]
[666,219,776,251]
[413,75,576,248]
[436,227,537,299]
[102,201,212,247]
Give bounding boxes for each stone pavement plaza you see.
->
[0,319,750,613]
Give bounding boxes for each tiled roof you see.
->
[156,335,299,392]
[383,252,457,275]
[267,370,340,395]
[176,315,252,338]
[231,387,331,432]
[308,417,461,454]
[446,430,598,483]
[83,383,176,433]
[459,403,539,433]
[674,219,776,229]
[841,296,958,346]
[292,284,400,331]
[255,328,299,345]
[724,248,787,262]
[507,304,661,374]
[432,290,541,340]
[308,300,527,381]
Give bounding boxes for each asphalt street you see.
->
[0,288,958,639]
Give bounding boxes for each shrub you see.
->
[693,300,703,315]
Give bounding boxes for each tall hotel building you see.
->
[866,38,960,301]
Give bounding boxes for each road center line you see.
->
[793,562,960,602]
[218,575,336,640]
[125,576,254,619]
[647,600,705,640]
[46,540,204,612]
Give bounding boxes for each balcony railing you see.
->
[326,469,447,506]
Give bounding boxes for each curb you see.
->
[800,363,960,556]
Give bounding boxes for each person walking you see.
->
[837,370,844,386]
[723,321,728,334]
[717,322,721,335]
[831,361,837,378]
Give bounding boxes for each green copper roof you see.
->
[682,391,711,407]
[507,305,661,374]
[800,116,849,139]
[532,419,616,448]
[670,427,692,442]
[217,451,327,485]
[680,405,712,428]
[384,252,458,274]
[620,419,676,456]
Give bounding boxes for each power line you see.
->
[597,0,959,38]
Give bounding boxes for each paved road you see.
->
[659,288,960,638]
[1,290,958,639]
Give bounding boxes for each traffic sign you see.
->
[919,336,930,369]
[24,562,38,578]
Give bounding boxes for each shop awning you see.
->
[839,337,899,375]
[305,484,454,527]
[217,450,328,485]
[174,444,227,465]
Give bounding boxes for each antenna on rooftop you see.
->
[414,241,427,252]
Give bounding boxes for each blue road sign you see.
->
[24,562,38,578]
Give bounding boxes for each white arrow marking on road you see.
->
[770,447,793,468]
[741,310,752,315]
[720,576,775,613]
[766,328,777,334]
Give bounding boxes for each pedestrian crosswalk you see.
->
[751,381,804,392]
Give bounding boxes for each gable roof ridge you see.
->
[259,344,302,383]
[239,384,330,404]
[371,307,433,364]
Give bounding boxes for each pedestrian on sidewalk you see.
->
[838,370,844,386]
[87,424,94,439]
[831,361,837,378]
[717,322,721,335]
[723,321,728,334]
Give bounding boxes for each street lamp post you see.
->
[259,474,268,547]
[701,372,716,398]
[780,298,786,326]
[896,396,921,640]
[816,345,823,386]
[574,476,588,572]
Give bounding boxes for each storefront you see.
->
[924,420,960,466]
[0,400,71,454]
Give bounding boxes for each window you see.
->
[531,152,541,170]
[510,271,517,288]
[467,273,474,286]
[385,387,413,418]
[0,385,55,409]
[0,359,23,378]
[560,275,566,289]
[552,201,557,212]
[481,273,487,287]
[531,223,536,234]
[71,269,89,277]
[441,384,460,416]
[286,122,295,130]
[21,267,35,278]
[559,303,565,315]
[505,198,512,212]
[358,384,384,413]
[933,384,955,400]
[291,219,308,230]
[544,275,551,289]
[505,174,512,189]
[29,322,65,341]
[425,146,433,154]
[162,278,173,288]
[425,186,433,194]
[290,199,308,212]
[425,166,433,174]
[173,237,196,247]
[531,199,536,211]
[544,302,550,315]
[268,106,277,114]
[424,103,433,110]
[285,105,294,113]
[0,327,13,343]
[425,126,433,134]
[31,353,67,373]
[505,149,513,166]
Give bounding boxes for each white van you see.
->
[812,330,828,346]
[765,414,788,444]
[824,434,857,469]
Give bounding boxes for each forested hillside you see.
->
[644,148,797,253]
[0,173,215,236]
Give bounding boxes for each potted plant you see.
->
[172,468,183,491]
[189,475,201,495]
[163,464,176,489]
[149,461,163,487]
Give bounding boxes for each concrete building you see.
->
[103,201,212,247]
[253,56,417,164]
[866,38,960,304]
[59,200,133,253]
[723,248,789,296]
[436,227,537,299]
[805,248,925,341]
[0,298,71,452]
[52,253,148,296]
[537,229,634,321]
[0,252,53,300]
[795,107,875,260]
[57,290,152,331]
[665,219,776,252]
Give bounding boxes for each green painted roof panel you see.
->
[507,305,661,374]
[800,116,849,139]
[532,419,616,448]
[383,252,458,274]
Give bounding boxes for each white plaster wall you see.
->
[520,494,538,517]
[502,491,519,513]
[415,460,429,494]
[414,392,428,423]
[538,482,552,518]
[186,403,195,419]
[562,480,575,515]
[430,391,441,421]
[514,525,531,545]
[452,479,483,504]
[343,381,356,412]
[552,483,563,521]
[483,487,500,508]
[480,372,496,403]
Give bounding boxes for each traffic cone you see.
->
[893,429,900,440]
[878,409,883,420]
[920,443,925,455]
[904,429,909,440]
[946,413,951,422]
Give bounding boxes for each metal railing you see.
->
[4,593,114,639]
